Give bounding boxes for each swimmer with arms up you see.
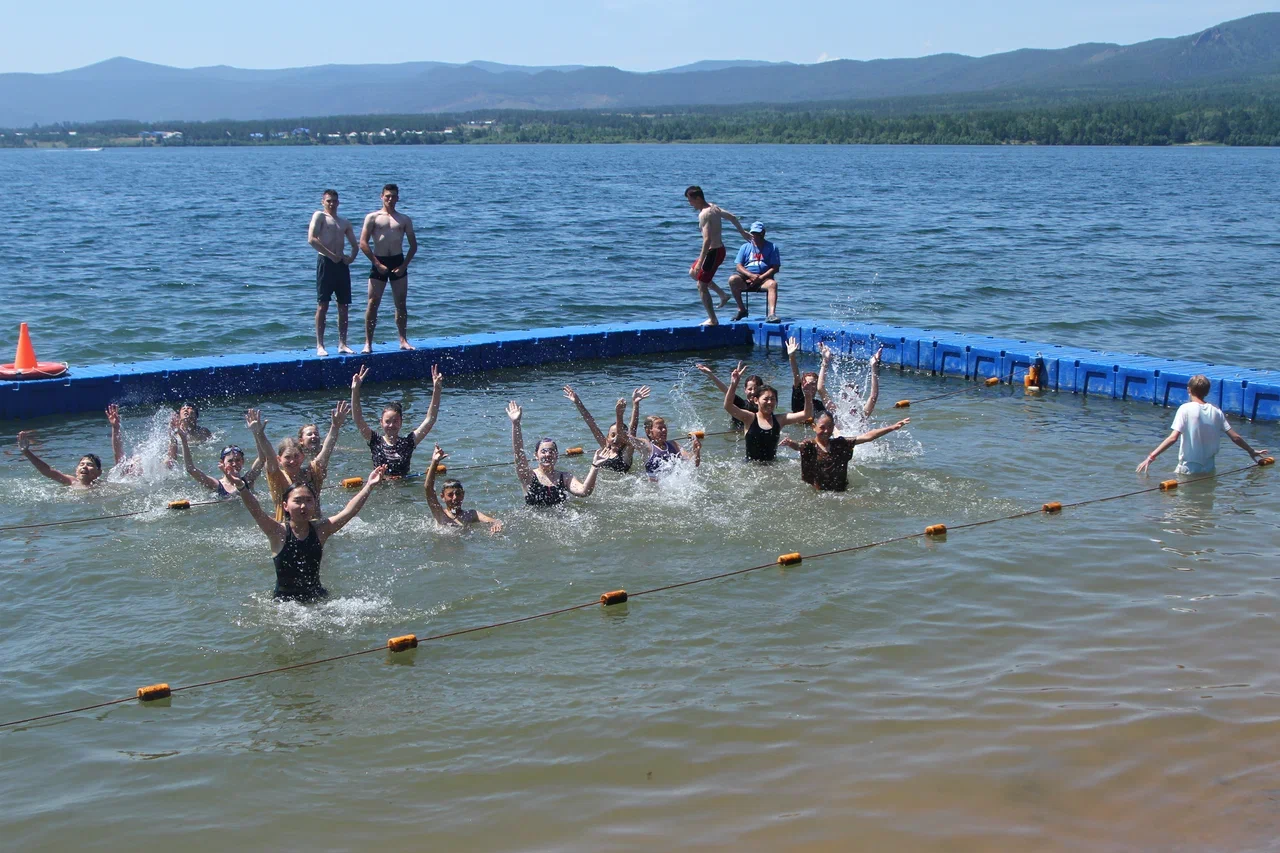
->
[621,413,701,480]
[176,424,263,499]
[507,401,609,506]
[780,410,910,492]
[351,364,442,478]
[724,361,814,462]
[16,430,103,488]
[424,445,504,534]
[563,384,649,474]
[246,408,328,521]
[359,183,417,352]
[695,363,762,434]
[230,465,386,603]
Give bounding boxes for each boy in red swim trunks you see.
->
[685,186,752,326]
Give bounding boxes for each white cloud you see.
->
[816,52,841,62]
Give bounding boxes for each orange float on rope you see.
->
[387,634,418,652]
[984,377,1000,386]
[1042,501,1062,513]
[925,524,947,536]
[777,552,802,565]
[137,683,171,701]
[0,323,67,380]
[565,447,584,456]
[168,500,191,510]
[689,430,706,440]
[894,400,911,408]
[1159,479,1179,491]
[342,477,364,488]
[1260,457,1275,466]
[600,589,628,605]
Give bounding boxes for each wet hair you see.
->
[441,479,464,493]
[535,438,558,454]
[684,185,704,201]
[220,445,245,460]
[757,385,779,402]
[281,480,318,507]
[813,410,836,428]
[1188,374,1211,398]
[275,437,305,458]
[181,402,200,419]
[801,371,819,384]
[382,402,403,419]
[322,188,338,199]
[297,423,318,441]
[643,415,666,438]
[79,453,102,470]
[745,375,764,392]
[382,183,399,194]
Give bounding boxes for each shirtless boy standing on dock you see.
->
[685,185,751,326]
[359,183,418,352]
[308,189,359,356]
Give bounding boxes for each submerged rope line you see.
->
[1,460,1268,730]
[0,498,225,533]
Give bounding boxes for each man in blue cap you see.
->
[728,222,781,323]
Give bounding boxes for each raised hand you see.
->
[786,336,800,357]
[591,447,611,468]
[890,418,909,430]
[689,433,702,452]
[16,430,36,451]
[431,444,448,465]
[351,365,368,389]
[245,408,265,433]
[730,361,746,383]
[615,397,627,415]
[870,346,884,368]
[819,342,833,364]
[694,364,714,377]
[563,384,580,404]
[332,400,351,425]
[105,403,120,427]
[506,401,522,422]
[633,385,651,402]
[367,464,388,487]
[431,364,443,390]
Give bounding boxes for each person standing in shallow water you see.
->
[230,465,386,603]
[308,189,359,356]
[359,183,417,352]
[780,410,910,492]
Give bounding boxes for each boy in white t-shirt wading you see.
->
[1136,375,1269,475]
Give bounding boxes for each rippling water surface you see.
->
[2,146,1279,852]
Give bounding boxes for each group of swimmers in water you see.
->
[14,339,909,601]
[18,341,1268,604]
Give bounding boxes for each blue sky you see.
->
[3,0,1275,73]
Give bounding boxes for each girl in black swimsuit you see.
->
[723,359,815,462]
[563,383,649,474]
[350,363,443,478]
[507,400,609,506]
[231,464,386,602]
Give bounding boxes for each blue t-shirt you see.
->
[736,240,781,275]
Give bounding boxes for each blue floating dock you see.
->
[3,320,1278,423]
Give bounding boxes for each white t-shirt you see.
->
[1171,401,1230,474]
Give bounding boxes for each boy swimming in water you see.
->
[424,445,504,533]
[16,431,103,488]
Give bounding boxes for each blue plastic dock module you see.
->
[4,319,1279,423]
[760,322,1280,423]
[0,321,755,422]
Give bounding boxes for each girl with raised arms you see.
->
[621,412,701,480]
[563,384,649,473]
[247,405,343,521]
[424,445,504,533]
[351,364,442,477]
[780,410,909,492]
[176,423,264,499]
[230,464,386,603]
[507,400,609,506]
[724,360,814,462]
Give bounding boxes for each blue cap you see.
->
[749,221,766,234]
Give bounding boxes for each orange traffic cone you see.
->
[1,323,67,380]
[13,323,37,371]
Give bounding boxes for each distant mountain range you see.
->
[3,14,1279,126]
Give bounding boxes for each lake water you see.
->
[2,145,1280,852]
